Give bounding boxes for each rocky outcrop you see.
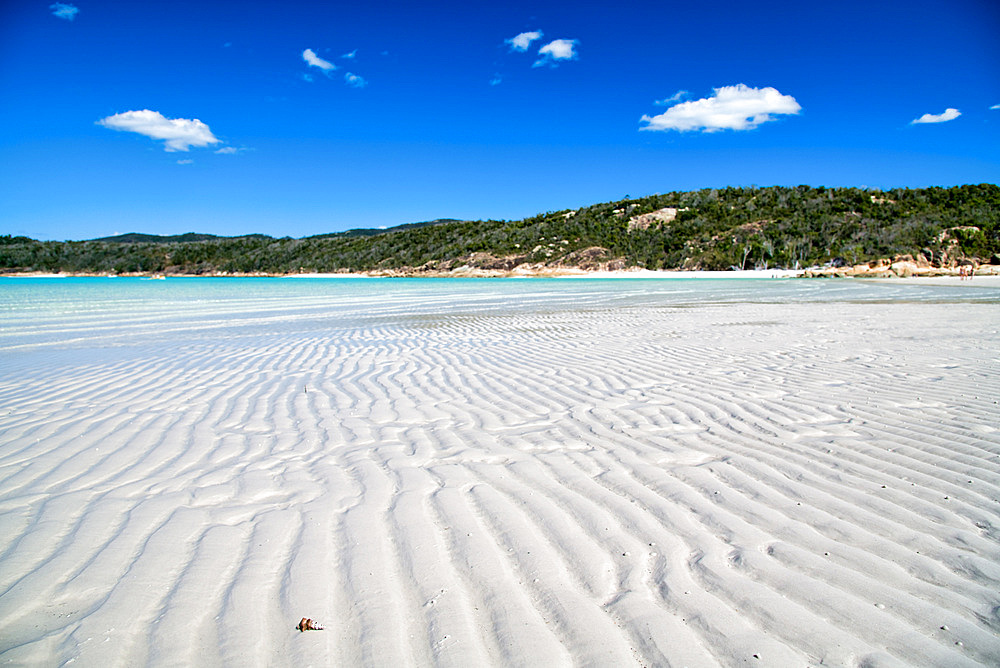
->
[556,246,613,270]
[627,207,679,231]
[932,226,982,267]
[363,246,633,277]
[803,253,999,278]
[890,260,918,277]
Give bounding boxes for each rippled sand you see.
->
[1,279,998,666]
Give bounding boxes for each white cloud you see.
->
[215,147,240,154]
[533,39,578,67]
[341,49,357,59]
[506,30,543,52]
[910,108,961,124]
[344,72,367,88]
[991,103,1000,110]
[640,84,801,132]
[97,109,221,152]
[655,90,689,105]
[302,48,336,72]
[176,159,194,165]
[489,73,502,86]
[50,2,78,20]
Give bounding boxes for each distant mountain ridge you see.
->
[92,232,231,243]
[91,219,463,244]
[304,219,463,240]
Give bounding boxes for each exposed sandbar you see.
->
[1,281,998,666]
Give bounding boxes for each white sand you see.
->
[1,282,999,666]
[555,268,808,279]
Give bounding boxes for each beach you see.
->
[1,276,998,666]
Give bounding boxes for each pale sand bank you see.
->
[1,284,998,666]
[553,268,807,279]
[860,275,1000,288]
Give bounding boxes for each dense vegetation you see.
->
[3,185,998,275]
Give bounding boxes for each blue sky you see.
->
[2,0,998,241]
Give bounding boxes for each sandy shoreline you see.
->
[1,280,998,666]
[6,267,1000,285]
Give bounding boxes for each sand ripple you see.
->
[1,285,998,666]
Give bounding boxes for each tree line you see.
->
[2,185,997,274]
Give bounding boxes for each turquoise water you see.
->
[1,276,996,356]
[2,274,997,310]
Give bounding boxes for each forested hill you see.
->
[3,185,998,275]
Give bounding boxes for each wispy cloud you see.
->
[533,39,578,67]
[506,30,543,52]
[990,103,1000,110]
[655,90,689,105]
[910,108,961,125]
[640,84,801,132]
[344,72,367,88]
[303,48,368,86]
[489,73,502,86]
[97,109,221,152]
[50,2,78,20]
[302,48,336,73]
[176,159,194,165]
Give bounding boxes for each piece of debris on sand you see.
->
[297,617,324,632]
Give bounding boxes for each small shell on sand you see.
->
[297,617,323,632]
